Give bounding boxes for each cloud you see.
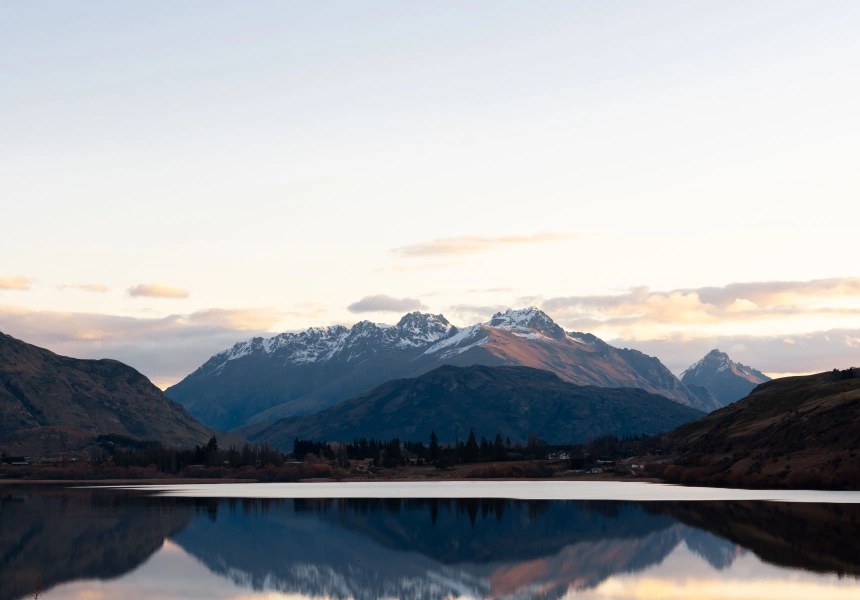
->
[127,283,190,299]
[182,308,283,331]
[391,233,573,258]
[58,283,109,293]
[347,295,426,313]
[690,277,860,308]
[0,276,31,290]
[542,277,860,339]
[0,303,282,389]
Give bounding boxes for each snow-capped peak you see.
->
[485,307,566,341]
[195,312,458,377]
[394,312,456,346]
[680,349,768,383]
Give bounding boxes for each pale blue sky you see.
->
[2,2,859,385]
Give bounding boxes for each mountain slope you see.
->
[0,331,232,454]
[245,364,706,447]
[663,368,860,489]
[167,308,715,430]
[680,349,770,406]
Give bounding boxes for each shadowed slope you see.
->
[0,331,236,454]
[245,364,706,446]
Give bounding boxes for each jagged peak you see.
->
[198,311,459,374]
[396,311,451,329]
[485,307,566,341]
[486,306,544,325]
[681,349,768,382]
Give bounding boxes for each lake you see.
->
[3,482,860,600]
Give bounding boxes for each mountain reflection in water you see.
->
[2,489,859,600]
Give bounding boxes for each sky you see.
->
[2,1,859,388]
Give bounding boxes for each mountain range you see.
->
[166,307,720,430]
[680,349,770,406]
[241,364,707,446]
[0,331,234,455]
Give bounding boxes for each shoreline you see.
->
[53,480,860,503]
[0,475,655,486]
[3,477,858,499]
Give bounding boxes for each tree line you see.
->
[65,429,661,474]
[290,429,657,468]
[90,435,289,473]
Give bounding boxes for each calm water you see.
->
[3,484,860,600]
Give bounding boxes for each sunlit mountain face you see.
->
[3,488,860,600]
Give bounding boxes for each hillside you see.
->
[680,349,770,406]
[167,308,715,430]
[0,331,235,455]
[244,364,706,447]
[662,368,860,489]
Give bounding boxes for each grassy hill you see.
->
[661,368,860,489]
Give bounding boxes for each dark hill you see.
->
[0,331,238,455]
[662,368,860,489]
[245,365,706,447]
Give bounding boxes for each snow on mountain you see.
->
[681,349,768,383]
[423,308,566,358]
[168,306,714,429]
[197,313,455,378]
[485,307,567,341]
[423,324,488,359]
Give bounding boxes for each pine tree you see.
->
[464,428,480,463]
[479,435,491,461]
[429,430,440,462]
[493,434,506,461]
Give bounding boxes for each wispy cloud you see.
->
[127,283,190,299]
[347,295,426,314]
[542,277,860,339]
[0,276,31,290]
[58,283,108,293]
[392,233,573,258]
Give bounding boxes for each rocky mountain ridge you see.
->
[166,307,721,430]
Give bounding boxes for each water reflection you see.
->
[2,488,859,600]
